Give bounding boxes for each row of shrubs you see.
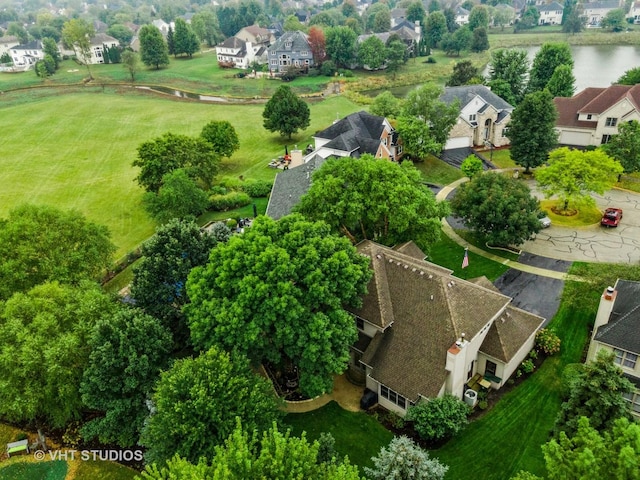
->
[208,179,273,212]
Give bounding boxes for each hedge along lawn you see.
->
[433,273,599,479]
[0,89,362,257]
[284,401,393,470]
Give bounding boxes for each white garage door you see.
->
[559,130,592,146]
[445,137,471,150]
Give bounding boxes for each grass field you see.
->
[0,90,361,257]
[414,155,464,186]
[0,460,67,480]
[539,199,602,227]
[284,401,393,470]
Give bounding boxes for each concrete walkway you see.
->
[284,374,364,414]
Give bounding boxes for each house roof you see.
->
[314,111,388,156]
[239,24,272,39]
[594,279,640,355]
[218,36,246,49]
[392,241,427,261]
[441,85,514,113]
[265,155,325,220]
[584,0,620,10]
[389,25,420,41]
[268,30,310,53]
[456,6,470,15]
[554,85,640,128]
[12,40,42,51]
[91,33,118,46]
[537,1,564,12]
[349,242,513,401]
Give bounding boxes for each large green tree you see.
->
[450,172,542,247]
[143,169,210,224]
[62,18,95,78]
[296,156,448,250]
[370,91,401,118]
[470,27,489,53]
[546,64,576,98]
[200,120,240,159]
[42,37,61,70]
[173,18,200,58]
[131,218,220,343]
[426,11,447,47]
[0,204,116,300]
[508,89,558,173]
[185,214,372,397]
[358,35,387,70]
[468,5,490,31]
[262,85,310,139]
[488,49,529,104]
[562,0,584,34]
[440,26,472,56]
[365,436,448,480]
[446,60,481,86]
[536,147,623,212]
[140,421,363,479]
[601,8,626,31]
[407,1,426,25]
[133,132,220,193]
[554,349,634,438]
[325,26,357,69]
[191,9,222,47]
[386,39,408,78]
[396,116,440,159]
[0,282,117,428]
[140,346,283,465]
[406,395,471,442]
[80,307,173,447]
[139,24,169,69]
[403,83,459,149]
[602,120,640,173]
[528,42,574,93]
[617,66,640,85]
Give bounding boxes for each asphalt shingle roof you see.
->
[441,85,514,113]
[595,279,640,355]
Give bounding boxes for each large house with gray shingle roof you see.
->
[554,85,640,146]
[441,85,514,151]
[348,241,545,415]
[587,280,640,417]
[267,30,313,73]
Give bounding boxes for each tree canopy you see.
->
[546,64,576,98]
[617,66,640,85]
[601,120,640,173]
[406,395,471,442]
[536,147,623,212]
[425,11,447,47]
[0,282,117,428]
[370,91,401,118]
[358,35,387,70]
[200,120,240,159]
[139,24,170,69]
[600,8,626,31]
[508,89,558,172]
[446,60,481,87]
[173,18,200,58]
[528,42,574,93]
[62,18,95,78]
[554,349,634,438]
[325,26,357,69]
[186,214,371,397]
[0,204,116,300]
[140,346,283,465]
[262,85,311,139]
[451,172,542,247]
[296,156,448,251]
[396,116,440,159]
[365,436,448,480]
[143,169,210,223]
[488,49,529,104]
[80,307,173,447]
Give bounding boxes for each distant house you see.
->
[493,4,516,26]
[537,1,564,24]
[455,6,470,25]
[440,85,514,150]
[76,33,119,65]
[356,20,421,63]
[628,1,640,23]
[553,85,640,146]
[390,8,407,27]
[586,281,640,417]
[9,40,43,69]
[152,19,171,36]
[583,0,622,26]
[348,241,544,416]
[235,24,276,46]
[0,35,19,60]
[267,30,313,73]
[215,37,267,69]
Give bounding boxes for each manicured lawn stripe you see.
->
[284,401,393,470]
[414,155,464,186]
[73,459,139,480]
[0,460,67,480]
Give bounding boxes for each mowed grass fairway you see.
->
[0,90,362,257]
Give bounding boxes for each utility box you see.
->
[464,389,478,407]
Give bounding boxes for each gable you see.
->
[442,85,513,113]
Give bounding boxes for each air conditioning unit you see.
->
[464,389,478,407]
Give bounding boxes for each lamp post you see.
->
[484,140,494,163]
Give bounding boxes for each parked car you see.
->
[601,208,623,227]
[539,216,552,228]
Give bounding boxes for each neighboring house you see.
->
[0,35,19,59]
[493,4,516,25]
[455,6,470,25]
[586,281,640,417]
[152,19,171,36]
[267,30,313,73]
[348,241,545,416]
[9,40,43,69]
[236,24,276,46]
[582,0,622,26]
[440,85,514,150]
[310,110,402,161]
[215,36,267,69]
[553,84,640,146]
[75,33,119,65]
[537,1,564,24]
[390,8,407,27]
[628,1,640,23]
[356,21,421,63]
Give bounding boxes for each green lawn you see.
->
[0,90,361,258]
[0,461,67,480]
[414,155,464,186]
[74,460,139,480]
[284,401,393,470]
[433,274,599,479]
[486,148,517,169]
[427,232,511,281]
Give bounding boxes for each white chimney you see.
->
[586,285,618,362]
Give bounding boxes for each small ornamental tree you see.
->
[139,24,169,69]
[365,436,448,480]
[460,155,483,178]
[406,395,471,443]
[262,85,310,139]
[200,120,240,158]
[535,328,561,356]
[142,169,210,223]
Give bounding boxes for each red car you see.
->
[601,208,623,227]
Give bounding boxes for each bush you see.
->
[14,432,28,441]
[208,185,227,196]
[308,67,320,77]
[426,56,437,63]
[461,155,484,178]
[320,60,337,76]
[521,359,535,374]
[226,219,238,229]
[535,328,561,355]
[406,394,471,442]
[478,400,488,410]
[209,192,251,211]
[528,349,538,360]
[241,180,273,198]
[338,69,354,77]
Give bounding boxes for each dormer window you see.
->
[614,348,637,369]
[285,42,292,48]
[469,114,477,122]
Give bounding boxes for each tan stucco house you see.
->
[586,280,640,417]
[348,241,545,416]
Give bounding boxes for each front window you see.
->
[614,348,638,369]
[397,144,403,154]
[485,360,497,377]
[601,134,612,144]
[605,117,618,127]
[380,385,407,409]
[623,392,640,413]
[469,114,476,122]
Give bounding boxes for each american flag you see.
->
[462,248,469,269]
